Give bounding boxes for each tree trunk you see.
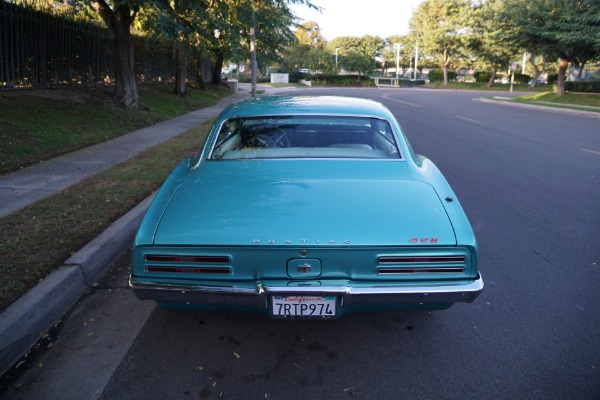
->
[487,65,496,89]
[556,59,568,96]
[174,46,188,97]
[528,62,541,89]
[250,10,257,98]
[576,61,586,81]
[91,1,139,110]
[111,9,138,109]
[194,51,205,90]
[211,51,224,86]
[442,64,448,86]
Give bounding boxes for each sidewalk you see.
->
[0,87,257,377]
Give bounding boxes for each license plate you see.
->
[272,296,336,318]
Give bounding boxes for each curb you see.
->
[0,193,154,377]
[477,97,600,118]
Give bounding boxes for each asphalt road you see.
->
[5,88,600,400]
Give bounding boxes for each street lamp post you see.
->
[395,44,401,80]
[335,48,339,73]
[414,41,419,80]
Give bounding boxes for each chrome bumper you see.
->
[129,274,483,308]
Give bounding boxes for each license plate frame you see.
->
[271,295,337,319]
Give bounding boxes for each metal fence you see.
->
[0,0,176,90]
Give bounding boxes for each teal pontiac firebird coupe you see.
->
[129,96,483,318]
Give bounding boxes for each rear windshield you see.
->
[209,116,401,160]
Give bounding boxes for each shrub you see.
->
[474,71,492,83]
[312,74,375,87]
[428,69,457,82]
[513,73,530,84]
[286,71,308,83]
[565,81,600,93]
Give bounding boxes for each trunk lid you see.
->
[153,163,456,247]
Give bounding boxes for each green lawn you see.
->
[513,91,600,108]
[423,81,548,92]
[0,84,231,175]
[0,119,213,311]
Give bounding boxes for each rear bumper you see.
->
[129,274,483,309]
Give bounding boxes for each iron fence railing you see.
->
[0,0,177,90]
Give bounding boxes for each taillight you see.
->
[145,255,230,263]
[144,254,232,274]
[146,266,231,274]
[377,255,466,275]
[378,256,466,264]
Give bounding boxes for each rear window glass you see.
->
[209,116,401,160]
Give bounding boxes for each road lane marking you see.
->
[581,148,600,156]
[381,93,422,107]
[456,115,481,124]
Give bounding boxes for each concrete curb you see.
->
[477,97,600,118]
[0,193,154,377]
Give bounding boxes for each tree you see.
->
[82,0,316,107]
[328,35,383,75]
[86,0,142,109]
[140,0,217,96]
[380,35,415,76]
[295,20,325,48]
[502,0,600,95]
[409,0,473,86]
[340,52,373,78]
[306,46,334,74]
[468,0,516,88]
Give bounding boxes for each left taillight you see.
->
[144,255,232,275]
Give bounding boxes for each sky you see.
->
[289,0,425,41]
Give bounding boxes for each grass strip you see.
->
[423,82,548,91]
[0,121,211,311]
[512,91,600,110]
[0,84,230,175]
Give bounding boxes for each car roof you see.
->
[220,95,395,120]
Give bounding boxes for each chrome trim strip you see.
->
[377,267,465,274]
[129,274,483,307]
[378,256,466,264]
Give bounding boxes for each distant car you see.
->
[129,96,483,318]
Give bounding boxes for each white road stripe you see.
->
[581,148,600,156]
[381,93,422,107]
[456,115,481,124]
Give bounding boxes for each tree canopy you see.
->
[409,0,472,86]
[46,0,600,103]
[501,0,600,94]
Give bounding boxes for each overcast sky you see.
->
[290,0,425,41]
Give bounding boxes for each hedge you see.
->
[428,69,457,82]
[565,81,600,93]
[311,74,375,87]
[512,73,530,84]
[474,71,492,83]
